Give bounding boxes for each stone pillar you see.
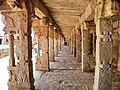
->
[8,33,15,67]
[15,11,35,90]
[76,29,81,62]
[58,33,61,51]
[73,28,76,57]
[59,34,62,51]
[57,33,60,52]
[54,29,58,56]
[71,31,74,54]
[81,22,90,72]
[93,18,112,90]
[49,25,54,62]
[35,35,42,70]
[39,17,49,71]
[117,33,120,71]
[61,36,64,49]
[2,9,34,89]
[93,32,96,57]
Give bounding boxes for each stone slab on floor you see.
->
[35,46,94,90]
[35,70,94,90]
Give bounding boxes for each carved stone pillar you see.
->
[93,18,112,90]
[15,11,34,90]
[33,20,42,71]
[81,22,90,72]
[38,17,49,71]
[49,25,54,62]
[76,29,81,62]
[2,11,17,90]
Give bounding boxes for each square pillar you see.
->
[54,29,58,57]
[35,35,42,70]
[73,28,76,57]
[93,18,112,90]
[49,25,54,62]
[81,22,90,72]
[76,29,82,62]
[2,10,35,90]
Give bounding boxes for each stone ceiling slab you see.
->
[41,0,90,39]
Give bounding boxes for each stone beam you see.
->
[80,0,120,24]
[32,0,60,30]
[80,2,94,24]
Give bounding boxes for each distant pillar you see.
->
[73,28,76,57]
[39,17,50,71]
[54,30,58,56]
[35,35,42,70]
[49,25,54,62]
[76,29,81,62]
[81,22,90,72]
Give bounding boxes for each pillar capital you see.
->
[2,12,17,34]
[94,0,120,21]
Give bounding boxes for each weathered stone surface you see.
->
[94,18,113,90]
[41,0,90,40]
[35,46,94,90]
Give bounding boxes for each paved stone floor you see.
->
[35,46,94,90]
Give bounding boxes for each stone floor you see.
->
[35,46,94,90]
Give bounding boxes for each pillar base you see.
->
[8,66,35,90]
[35,56,50,71]
[8,81,35,90]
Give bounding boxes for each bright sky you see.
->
[0,14,5,36]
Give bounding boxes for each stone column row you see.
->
[33,18,65,71]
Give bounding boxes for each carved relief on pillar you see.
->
[2,12,17,34]
[33,17,49,71]
[93,18,112,90]
[13,11,34,89]
[17,63,29,84]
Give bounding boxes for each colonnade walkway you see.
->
[1,46,120,90]
[35,46,94,90]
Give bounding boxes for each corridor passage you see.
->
[35,46,94,90]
